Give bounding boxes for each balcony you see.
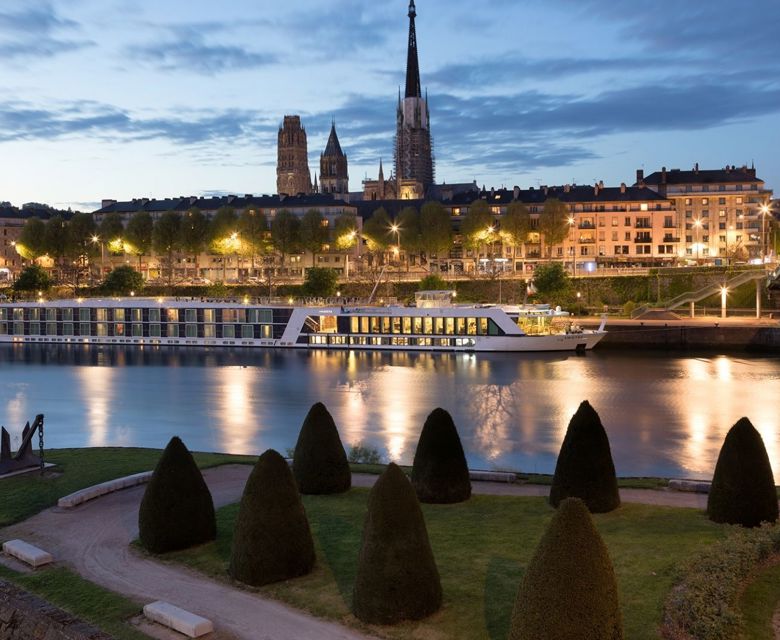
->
[578,238,596,244]
[578,222,595,229]
[663,235,681,243]
[635,223,652,229]
[634,235,652,243]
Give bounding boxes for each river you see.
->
[1,344,778,482]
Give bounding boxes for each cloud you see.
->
[0,3,91,59]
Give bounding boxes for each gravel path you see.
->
[1,466,709,639]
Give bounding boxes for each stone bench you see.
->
[2,539,53,568]
[143,601,213,638]
[668,479,711,494]
[469,470,517,483]
[57,471,153,508]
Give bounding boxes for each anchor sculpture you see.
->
[0,414,45,475]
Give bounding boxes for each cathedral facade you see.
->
[276,115,312,196]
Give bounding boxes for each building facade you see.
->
[276,115,312,196]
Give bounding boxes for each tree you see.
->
[152,211,181,284]
[301,267,338,298]
[411,408,471,504]
[420,201,452,273]
[508,497,623,640]
[538,198,570,260]
[237,206,268,276]
[418,274,447,291]
[362,207,391,258]
[270,209,301,269]
[549,400,620,513]
[18,217,47,262]
[98,213,125,252]
[66,212,98,283]
[397,205,421,268]
[138,436,216,553]
[502,201,531,271]
[229,449,315,586]
[210,206,238,282]
[532,262,570,302]
[333,212,359,250]
[180,207,210,279]
[43,215,68,278]
[13,265,51,292]
[353,463,442,624]
[460,199,494,273]
[292,402,351,494]
[124,211,153,275]
[102,265,143,295]
[707,417,778,527]
[299,208,327,267]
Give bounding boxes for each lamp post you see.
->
[567,216,576,276]
[693,218,702,264]
[760,203,771,264]
[230,231,240,282]
[91,235,105,280]
[390,223,401,279]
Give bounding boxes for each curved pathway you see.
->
[1,466,708,639]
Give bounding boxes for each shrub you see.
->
[707,417,778,527]
[347,443,383,465]
[12,265,51,292]
[229,449,315,586]
[508,497,623,640]
[549,400,620,513]
[138,436,216,553]
[352,462,442,624]
[102,265,143,295]
[418,274,447,291]
[302,267,338,297]
[292,402,351,494]
[411,407,471,504]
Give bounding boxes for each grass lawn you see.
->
[739,558,780,640]
[0,564,147,640]
[165,489,725,640]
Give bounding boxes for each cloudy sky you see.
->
[1,0,779,211]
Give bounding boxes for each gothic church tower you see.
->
[319,122,349,196]
[394,1,434,189]
[277,115,312,196]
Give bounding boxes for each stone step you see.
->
[57,471,153,508]
[2,539,53,567]
[143,601,214,638]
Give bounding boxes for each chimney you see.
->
[694,162,699,173]
[101,199,117,209]
[636,169,644,184]
[542,186,548,196]
[661,167,667,184]
[599,180,604,189]
[594,183,599,196]
[564,184,570,193]
[620,182,626,194]
[513,186,520,200]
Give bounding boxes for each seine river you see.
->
[1,344,779,482]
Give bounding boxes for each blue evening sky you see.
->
[1,0,778,211]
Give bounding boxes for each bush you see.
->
[138,436,216,553]
[411,407,471,504]
[292,402,351,494]
[662,523,780,640]
[707,417,778,527]
[418,274,447,291]
[549,400,620,513]
[532,262,570,300]
[347,443,383,465]
[352,463,442,624]
[13,265,51,292]
[508,497,623,640]
[229,449,315,586]
[302,267,338,297]
[102,266,143,295]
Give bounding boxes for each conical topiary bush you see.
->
[138,436,216,553]
[229,449,316,586]
[353,462,442,624]
[411,407,471,504]
[292,402,351,495]
[549,400,620,513]
[707,417,778,527]
[508,497,624,640]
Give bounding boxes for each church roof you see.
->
[322,123,344,157]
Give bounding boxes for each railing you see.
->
[664,269,768,310]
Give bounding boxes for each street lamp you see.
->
[390,223,401,276]
[91,235,105,280]
[567,216,576,276]
[759,203,772,263]
[693,218,703,264]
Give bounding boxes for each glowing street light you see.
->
[567,216,576,276]
[693,218,703,263]
[91,234,105,279]
[759,203,772,263]
[389,222,402,276]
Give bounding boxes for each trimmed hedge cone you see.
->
[549,400,620,513]
[508,497,624,640]
[707,417,779,527]
[229,449,315,586]
[353,463,442,624]
[412,407,472,504]
[293,402,351,495]
[138,436,216,553]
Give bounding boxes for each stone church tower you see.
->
[394,0,434,190]
[277,115,312,196]
[319,122,349,196]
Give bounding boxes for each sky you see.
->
[0,0,779,212]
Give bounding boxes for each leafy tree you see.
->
[333,212,359,250]
[362,207,391,255]
[270,209,301,265]
[98,213,125,254]
[353,463,442,624]
[180,207,210,279]
[549,400,620,513]
[502,201,531,270]
[209,206,239,281]
[66,212,98,283]
[152,211,181,283]
[43,215,68,277]
[707,417,778,527]
[124,211,153,274]
[460,199,494,272]
[102,265,143,295]
[13,265,51,292]
[532,262,570,302]
[301,267,338,298]
[538,197,570,260]
[299,208,328,267]
[237,206,268,276]
[508,497,623,640]
[397,206,421,265]
[292,402,351,494]
[138,436,216,553]
[418,274,447,291]
[17,217,47,261]
[411,408,471,504]
[420,201,452,272]
[229,449,315,586]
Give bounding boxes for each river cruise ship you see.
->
[0,291,606,353]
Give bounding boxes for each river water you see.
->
[1,344,778,482]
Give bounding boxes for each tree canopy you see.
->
[538,198,570,259]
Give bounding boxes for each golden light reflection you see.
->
[76,366,114,447]
[214,366,260,454]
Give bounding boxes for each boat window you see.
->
[236,309,246,323]
[13,308,23,321]
[488,320,504,336]
[261,325,272,339]
[113,308,125,321]
[370,316,380,333]
[350,316,358,333]
[167,324,178,337]
[223,309,236,323]
[167,309,178,322]
[29,308,40,321]
[13,322,24,335]
[185,309,197,323]
[434,317,444,334]
[381,317,391,334]
[0,322,7,335]
[423,317,433,335]
[467,318,477,335]
[62,308,73,321]
[79,322,91,336]
[223,324,235,338]
[418,337,432,346]
[412,317,422,334]
[185,324,198,338]
[131,308,142,322]
[478,318,488,335]
[445,318,455,335]
[319,315,337,333]
[79,308,91,322]
[203,309,215,323]
[0,309,6,321]
[455,318,466,335]
[241,324,254,339]
[96,323,108,337]
[96,309,107,322]
[132,324,143,337]
[29,322,40,335]
[62,323,74,336]
[360,317,369,334]
[149,308,161,322]
[46,308,57,322]
[392,317,401,334]
[149,324,161,337]
[115,323,125,336]
[204,324,216,338]
[402,317,412,334]
[46,322,57,336]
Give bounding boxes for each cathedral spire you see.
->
[404,0,421,98]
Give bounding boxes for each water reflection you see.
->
[1,345,780,482]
